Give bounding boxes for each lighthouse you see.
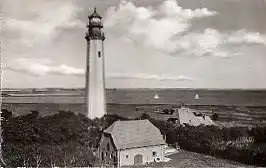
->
[85,8,106,119]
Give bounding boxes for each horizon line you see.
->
[2,87,266,91]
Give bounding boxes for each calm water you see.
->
[3,88,266,106]
[2,89,266,122]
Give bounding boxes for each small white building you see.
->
[98,119,167,167]
[178,107,214,126]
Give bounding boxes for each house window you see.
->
[126,155,129,159]
[98,51,101,58]
[152,152,157,157]
[107,143,110,151]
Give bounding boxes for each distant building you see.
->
[178,106,214,126]
[98,119,167,167]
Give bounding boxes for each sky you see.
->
[1,0,266,89]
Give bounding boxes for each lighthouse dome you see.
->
[88,8,103,28]
[88,7,102,19]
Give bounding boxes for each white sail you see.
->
[154,94,160,99]
[194,94,200,99]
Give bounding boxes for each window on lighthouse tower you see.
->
[98,51,101,58]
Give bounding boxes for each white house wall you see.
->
[118,145,166,167]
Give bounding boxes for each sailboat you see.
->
[194,93,200,100]
[154,94,160,99]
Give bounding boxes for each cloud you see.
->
[158,0,217,19]
[104,0,218,52]
[175,28,229,57]
[108,73,194,81]
[176,29,266,57]
[7,58,84,77]
[4,0,84,47]
[104,0,266,58]
[3,0,266,89]
[228,30,266,45]
[6,58,194,82]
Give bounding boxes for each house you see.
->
[178,106,214,126]
[98,119,167,167]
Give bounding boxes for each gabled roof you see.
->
[104,119,166,150]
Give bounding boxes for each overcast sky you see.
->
[2,0,266,88]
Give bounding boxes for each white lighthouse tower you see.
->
[85,8,106,119]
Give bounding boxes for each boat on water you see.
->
[194,94,200,100]
[154,94,160,99]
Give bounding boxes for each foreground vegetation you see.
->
[1,110,101,167]
[1,109,266,167]
[140,114,266,166]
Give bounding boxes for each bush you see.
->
[136,115,266,166]
[2,110,99,167]
[137,113,151,120]
[2,109,266,167]
[162,109,170,114]
[169,125,266,166]
[2,142,97,167]
[211,113,219,121]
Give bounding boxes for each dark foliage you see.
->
[249,127,266,142]
[102,114,129,129]
[1,109,266,167]
[1,109,99,167]
[2,142,97,167]
[156,120,266,166]
[211,113,219,121]
[1,109,133,167]
[162,109,174,115]
[136,113,152,120]
[3,110,94,144]
[134,113,266,166]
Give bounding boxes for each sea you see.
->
[1,88,266,124]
